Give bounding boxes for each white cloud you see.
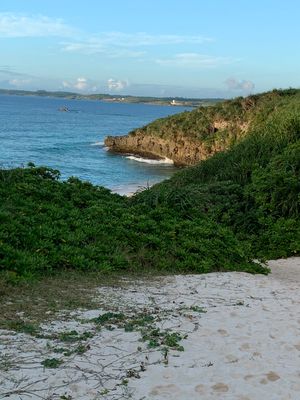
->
[0,12,74,38]
[156,53,234,68]
[62,77,97,92]
[98,32,212,46]
[110,82,233,98]
[9,78,32,86]
[62,41,105,54]
[107,78,129,91]
[61,77,129,93]
[73,77,88,90]
[0,67,37,89]
[62,40,145,58]
[62,32,211,53]
[225,78,255,91]
[61,32,212,58]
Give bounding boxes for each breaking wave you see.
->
[90,141,105,147]
[126,155,174,165]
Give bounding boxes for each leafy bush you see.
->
[0,165,263,280]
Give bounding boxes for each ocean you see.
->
[0,95,190,194]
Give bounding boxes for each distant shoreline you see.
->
[0,88,223,108]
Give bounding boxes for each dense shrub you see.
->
[133,94,300,260]
[0,165,263,280]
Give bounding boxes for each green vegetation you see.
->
[131,88,300,143]
[92,312,126,325]
[90,310,186,351]
[1,89,299,282]
[2,320,39,335]
[135,89,300,260]
[54,330,93,342]
[41,358,63,369]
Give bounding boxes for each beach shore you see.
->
[1,257,299,399]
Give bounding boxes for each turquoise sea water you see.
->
[0,95,189,193]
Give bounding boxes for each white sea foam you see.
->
[90,141,104,146]
[111,184,143,196]
[126,155,174,165]
[111,181,157,196]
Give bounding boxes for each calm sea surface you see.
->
[0,95,190,193]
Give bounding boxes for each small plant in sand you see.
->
[41,358,63,369]
[189,305,207,313]
[92,312,126,325]
[141,328,185,351]
[90,309,187,353]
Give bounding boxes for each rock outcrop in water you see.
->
[104,95,258,166]
[105,90,298,166]
[105,132,229,166]
[105,118,249,166]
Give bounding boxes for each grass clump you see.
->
[3,320,39,335]
[41,357,63,369]
[92,312,126,325]
[141,328,185,351]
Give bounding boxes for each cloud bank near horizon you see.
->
[0,72,256,99]
[225,78,255,91]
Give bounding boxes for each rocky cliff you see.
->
[104,93,270,165]
[105,132,230,166]
[104,117,250,166]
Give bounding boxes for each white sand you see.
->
[0,257,299,399]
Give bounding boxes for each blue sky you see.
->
[0,0,299,98]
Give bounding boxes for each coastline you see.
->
[0,89,220,108]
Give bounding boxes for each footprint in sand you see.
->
[211,382,229,393]
[217,329,229,336]
[150,384,181,396]
[240,343,251,350]
[244,374,254,381]
[266,371,280,382]
[260,371,280,384]
[252,351,262,358]
[194,384,206,394]
[226,354,239,363]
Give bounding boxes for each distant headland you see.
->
[0,88,223,108]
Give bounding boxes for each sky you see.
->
[0,0,299,98]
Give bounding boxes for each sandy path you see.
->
[0,257,299,399]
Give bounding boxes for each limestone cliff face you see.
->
[104,103,251,167]
[104,91,288,165]
[104,132,229,166]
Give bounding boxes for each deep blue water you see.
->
[0,95,190,193]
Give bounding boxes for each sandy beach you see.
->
[0,257,299,399]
